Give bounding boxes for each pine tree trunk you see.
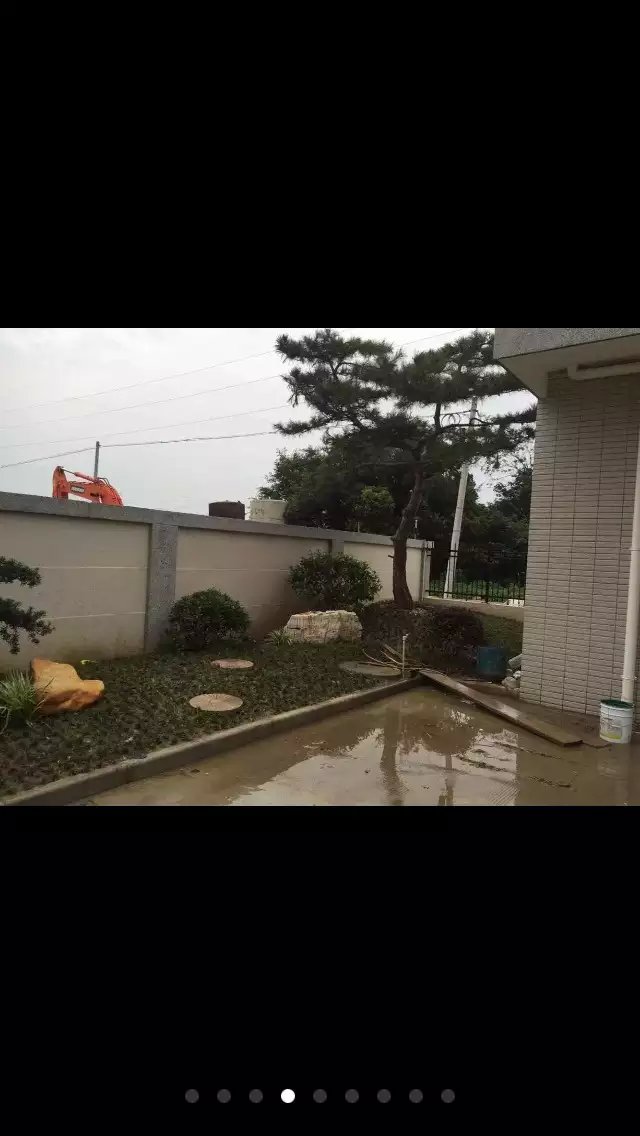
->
[392,469,425,609]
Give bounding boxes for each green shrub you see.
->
[167,589,250,651]
[0,671,45,731]
[426,606,484,658]
[0,556,52,655]
[265,628,292,649]
[289,551,381,611]
[361,600,484,663]
[360,600,433,647]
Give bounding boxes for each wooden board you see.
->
[579,734,611,749]
[419,668,583,747]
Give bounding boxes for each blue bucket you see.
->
[476,646,508,683]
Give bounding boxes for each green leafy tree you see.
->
[275,329,536,608]
[0,557,53,655]
[352,486,396,534]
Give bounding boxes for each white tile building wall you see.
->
[522,375,640,718]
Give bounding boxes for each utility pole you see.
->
[444,399,478,597]
[94,441,101,479]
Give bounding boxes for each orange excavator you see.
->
[53,466,124,507]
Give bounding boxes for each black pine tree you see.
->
[276,328,536,609]
[0,558,53,655]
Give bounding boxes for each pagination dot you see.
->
[377,1090,392,1103]
[441,1089,456,1104]
[345,1090,360,1104]
[185,1089,200,1105]
[313,1090,328,1104]
[217,1089,232,1104]
[249,1090,264,1104]
[281,1089,296,1104]
[409,1089,424,1104]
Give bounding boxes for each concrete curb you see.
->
[2,677,421,807]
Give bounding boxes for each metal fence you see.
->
[428,545,526,606]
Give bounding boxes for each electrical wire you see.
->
[0,371,288,433]
[104,431,277,449]
[0,404,289,451]
[0,448,97,470]
[0,433,279,470]
[0,328,470,439]
[2,326,361,416]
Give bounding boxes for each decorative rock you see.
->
[283,611,363,645]
[502,675,521,698]
[32,659,105,715]
[212,659,254,670]
[189,693,244,712]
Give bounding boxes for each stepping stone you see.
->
[211,659,254,670]
[189,694,244,712]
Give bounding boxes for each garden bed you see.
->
[0,643,387,799]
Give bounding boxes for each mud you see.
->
[88,688,640,807]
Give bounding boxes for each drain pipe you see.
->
[621,431,640,704]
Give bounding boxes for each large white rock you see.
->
[283,610,363,645]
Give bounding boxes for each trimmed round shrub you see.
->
[360,600,433,646]
[167,589,250,651]
[289,551,381,611]
[360,600,484,663]
[426,605,484,658]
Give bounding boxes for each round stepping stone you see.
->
[189,694,244,713]
[339,662,401,678]
[211,659,254,670]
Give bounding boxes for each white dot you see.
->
[281,1089,296,1105]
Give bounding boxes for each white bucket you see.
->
[600,699,634,745]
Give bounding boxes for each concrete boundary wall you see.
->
[0,492,432,667]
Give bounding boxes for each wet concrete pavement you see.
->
[89,687,640,806]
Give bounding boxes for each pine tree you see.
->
[276,329,536,608]
[0,558,53,655]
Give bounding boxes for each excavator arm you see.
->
[53,467,124,507]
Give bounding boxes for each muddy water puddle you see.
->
[90,688,640,807]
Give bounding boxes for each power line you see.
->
[104,431,278,450]
[0,403,290,451]
[0,328,470,438]
[0,370,288,434]
[0,448,96,470]
[0,433,279,470]
[2,347,275,417]
[2,326,361,416]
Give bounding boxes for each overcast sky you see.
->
[0,328,532,515]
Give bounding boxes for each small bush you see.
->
[426,606,484,658]
[0,671,45,731]
[361,600,484,664]
[167,589,250,651]
[360,600,433,647]
[0,556,52,655]
[290,552,381,611]
[265,628,292,649]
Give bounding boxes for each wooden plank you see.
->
[419,668,583,747]
[579,734,611,749]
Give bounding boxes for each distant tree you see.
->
[352,486,396,534]
[493,464,533,523]
[275,329,536,608]
[260,447,357,530]
[261,443,481,542]
[0,557,52,655]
